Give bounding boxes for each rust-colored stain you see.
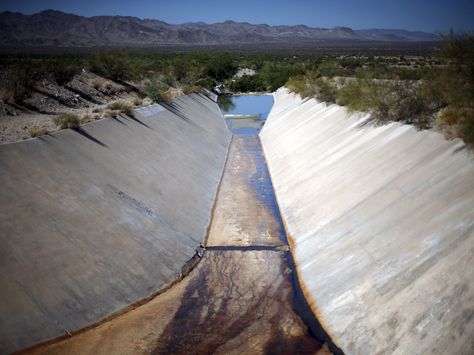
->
[153,251,325,355]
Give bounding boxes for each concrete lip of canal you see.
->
[23,94,337,355]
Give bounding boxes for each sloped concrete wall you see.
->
[0,93,231,354]
[260,88,474,355]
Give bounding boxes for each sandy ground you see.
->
[0,70,144,144]
[0,113,56,144]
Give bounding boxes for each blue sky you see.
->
[1,0,473,32]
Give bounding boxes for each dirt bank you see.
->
[0,70,148,144]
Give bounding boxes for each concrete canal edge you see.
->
[0,93,232,354]
[260,88,474,355]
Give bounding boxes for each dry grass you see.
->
[53,113,80,129]
[29,127,49,137]
[91,78,104,90]
[107,101,134,116]
[133,97,143,106]
[81,114,94,124]
[104,81,114,90]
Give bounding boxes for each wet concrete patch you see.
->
[153,250,326,355]
[25,250,328,355]
[207,136,286,247]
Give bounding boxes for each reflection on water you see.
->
[219,95,274,135]
[217,95,236,112]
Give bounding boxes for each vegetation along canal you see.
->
[23,95,340,355]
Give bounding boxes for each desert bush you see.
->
[439,106,474,144]
[182,85,201,95]
[81,114,94,124]
[318,60,346,78]
[337,79,440,129]
[285,71,320,98]
[438,32,474,145]
[144,80,172,103]
[205,53,237,82]
[104,109,120,118]
[133,97,143,106]
[0,66,36,101]
[88,51,133,81]
[107,101,134,116]
[313,78,338,103]
[285,75,307,96]
[29,127,49,137]
[259,64,304,92]
[230,75,265,92]
[104,81,114,90]
[54,113,80,129]
[91,78,103,90]
[50,64,79,85]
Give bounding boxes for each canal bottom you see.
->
[24,135,335,355]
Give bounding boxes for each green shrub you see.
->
[259,64,304,92]
[337,79,440,129]
[230,75,265,92]
[53,113,80,129]
[285,75,307,96]
[336,79,372,111]
[285,71,320,98]
[314,78,338,103]
[88,51,134,81]
[205,53,237,82]
[318,60,346,78]
[144,81,172,103]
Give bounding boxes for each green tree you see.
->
[205,53,237,82]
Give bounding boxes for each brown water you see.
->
[24,130,335,355]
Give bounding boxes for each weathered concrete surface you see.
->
[260,88,474,355]
[22,128,329,355]
[207,136,286,246]
[25,251,329,355]
[0,93,231,354]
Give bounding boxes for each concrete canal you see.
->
[23,95,334,355]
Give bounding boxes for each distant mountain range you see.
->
[0,10,440,47]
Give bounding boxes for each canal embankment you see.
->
[0,93,231,354]
[260,88,474,355]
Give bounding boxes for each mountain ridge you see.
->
[0,9,440,47]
